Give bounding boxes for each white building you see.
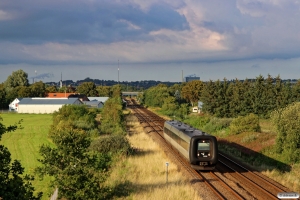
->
[9,98,23,111]
[18,98,83,114]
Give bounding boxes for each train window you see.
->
[164,127,189,151]
[198,142,210,151]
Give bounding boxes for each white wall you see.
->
[18,105,64,114]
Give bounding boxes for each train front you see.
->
[189,135,218,170]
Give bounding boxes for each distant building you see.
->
[88,97,109,103]
[9,98,23,112]
[46,93,89,101]
[17,98,82,114]
[184,74,200,82]
[82,101,104,109]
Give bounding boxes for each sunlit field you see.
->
[0,113,54,199]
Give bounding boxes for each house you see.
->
[82,101,104,109]
[88,97,109,103]
[18,98,83,114]
[9,98,23,111]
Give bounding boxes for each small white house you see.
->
[18,98,83,114]
[9,98,23,112]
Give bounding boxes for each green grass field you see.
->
[0,113,55,199]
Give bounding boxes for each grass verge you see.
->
[0,113,54,200]
[105,114,202,200]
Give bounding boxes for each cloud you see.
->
[1,0,300,68]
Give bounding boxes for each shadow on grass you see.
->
[217,139,291,172]
[129,148,156,157]
[105,179,192,199]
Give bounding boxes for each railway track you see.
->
[126,100,295,200]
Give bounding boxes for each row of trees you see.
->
[142,75,300,119]
[0,69,124,109]
[200,75,300,118]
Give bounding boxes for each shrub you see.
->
[270,102,300,163]
[203,117,232,133]
[229,113,261,135]
[184,115,211,129]
[89,135,133,155]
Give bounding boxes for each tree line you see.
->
[141,74,300,119]
[0,69,124,109]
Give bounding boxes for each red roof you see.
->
[46,93,77,98]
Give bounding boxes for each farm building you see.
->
[88,97,109,103]
[9,98,23,112]
[46,93,89,101]
[18,98,83,114]
[82,101,104,109]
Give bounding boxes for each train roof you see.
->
[164,120,211,137]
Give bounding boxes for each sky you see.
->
[1,0,300,83]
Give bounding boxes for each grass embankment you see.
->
[0,113,54,200]
[106,114,202,200]
[147,108,300,193]
[210,118,300,193]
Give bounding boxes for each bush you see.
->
[184,114,211,129]
[270,102,300,163]
[89,135,133,155]
[229,113,261,135]
[203,117,232,133]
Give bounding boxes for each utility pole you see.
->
[118,59,120,85]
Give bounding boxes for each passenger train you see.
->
[163,120,218,170]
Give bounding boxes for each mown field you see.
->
[0,113,54,199]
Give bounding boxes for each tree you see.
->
[201,80,217,115]
[77,82,98,96]
[100,97,125,135]
[271,102,300,163]
[144,84,170,107]
[17,86,32,97]
[5,69,29,92]
[0,117,42,199]
[30,81,46,97]
[181,80,204,106]
[36,105,111,199]
[96,86,111,97]
[0,83,9,109]
[45,85,57,93]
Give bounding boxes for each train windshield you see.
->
[198,141,210,151]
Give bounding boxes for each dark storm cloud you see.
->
[0,1,188,44]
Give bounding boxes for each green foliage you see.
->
[96,86,111,97]
[184,114,211,130]
[0,83,9,109]
[203,117,232,133]
[5,69,29,92]
[144,84,169,107]
[76,82,98,96]
[270,102,300,163]
[100,97,125,135]
[30,81,46,97]
[181,80,204,106]
[51,105,97,131]
[36,105,112,199]
[241,134,258,143]
[89,135,133,155]
[0,117,42,199]
[229,113,261,135]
